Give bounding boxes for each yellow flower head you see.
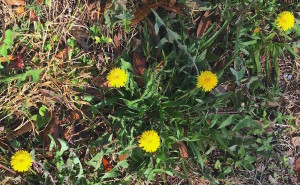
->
[275,11,295,31]
[138,130,160,153]
[107,67,127,88]
[197,71,218,92]
[253,27,260,34]
[11,150,33,172]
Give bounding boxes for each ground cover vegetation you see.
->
[0,0,300,184]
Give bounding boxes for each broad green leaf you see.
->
[57,138,69,156]
[211,130,235,156]
[0,43,9,63]
[250,46,262,75]
[101,171,120,180]
[214,160,221,170]
[86,152,103,170]
[73,156,84,181]
[147,169,172,182]
[152,10,165,34]
[93,98,118,109]
[232,118,260,131]
[0,69,44,84]
[29,69,44,82]
[230,67,245,86]
[120,58,133,71]
[166,28,181,42]
[48,134,56,151]
[39,105,47,117]
[218,115,234,129]
[284,44,299,58]
[241,40,257,46]
[101,35,112,44]
[95,36,101,44]
[294,24,300,36]
[4,29,13,47]
[202,20,230,49]
[273,46,280,81]
[189,142,204,169]
[83,95,93,102]
[161,101,185,107]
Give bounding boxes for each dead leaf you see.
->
[15,6,25,15]
[268,175,278,185]
[174,141,189,158]
[5,0,25,5]
[0,139,9,150]
[11,121,33,138]
[133,52,147,87]
[147,18,160,45]
[93,76,111,88]
[0,55,15,62]
[102,157,112,172]
[169,0,176,7]
[253,120,273,133]
[113,32,122,55]
[197,11,211,38]
[70,29,90,52]
[130,2,159,26]
[133,52,147,76]
[295,157,300,183]
[292,137,300,147]
[118,153,129,161]
[30,10,38,21]
[132,37,142,51]
[39,89,63,103]
[154,60,164,73]
[214,84,233,94]
[41,115,62,149]
[54,46,72,61]
[146,18,161,57]
[159,0,184,15]
[15,51,24,69]
[267,98,284,107]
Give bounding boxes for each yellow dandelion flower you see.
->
[253,27,260,34]
[138,130,160,153]
[107,67,127,88]
[11,150,33,172]
[197,71,218,92]
[275,11,295,31]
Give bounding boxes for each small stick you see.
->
[0,19,6,48]
[0,163,16,175]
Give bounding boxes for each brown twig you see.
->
[0,19,5,48]
[0,163,16,175]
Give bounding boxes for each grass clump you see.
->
[0,0,299,184]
